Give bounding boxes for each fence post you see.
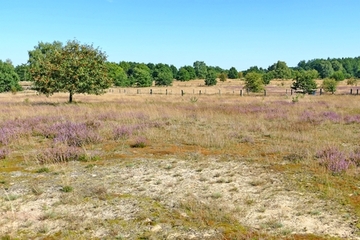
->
[199,90,202,95]
[181,90,184,96]
[240,89,243,96]
[357,89,359,95]
[166,89,168,95]
[291,89,293,95]
[320,89,323,95]
[150,89,152,95]
[350,89,353,95]
[264,90,267,96]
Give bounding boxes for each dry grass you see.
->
[1,80,360,239]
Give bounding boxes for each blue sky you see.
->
[1,0,360,70]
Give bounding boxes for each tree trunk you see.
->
[69,91,73,103]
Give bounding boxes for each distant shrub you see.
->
[347,78,358,86]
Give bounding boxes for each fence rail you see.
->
[107,87,360,97]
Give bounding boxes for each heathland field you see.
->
[1,80,360,239]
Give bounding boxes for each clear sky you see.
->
[1,0,360,70]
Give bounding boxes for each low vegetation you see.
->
[0,80,360,239]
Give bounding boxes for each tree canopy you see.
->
[0,60,22,93]
[244,72,264,93]
[292,70,318,94]
[28,40,112,102]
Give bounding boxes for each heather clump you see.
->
[343,115,360,124]
[35,145,84,164]
[349,149,360,166]
[300,110,323,124]
[316,146,353,174]
[113,125,133,140]
[130,136,147,148]
[321,111,341,123]
[53,121,101,147]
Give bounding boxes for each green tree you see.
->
[170,65,178,78]
[153,64,173,86]
[318,61,334,78]
[219,72,227,82]
[193,61,207,79]
[292,70,317,94]
[29,40,111,103]
[268,60,292,79]
[106,62,129,87]
[244,72,264,92]
[228,67,238,79]
[130,67,152,87]
[322,78,337,94]
[176,67,190,81]
[0,60,22,93]
[330,70,345,81]
[15,64,31,81]
[262,71,275,85]
[184,66,196,80]
[204,70,217,86]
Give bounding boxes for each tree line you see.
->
[1,39,360,101]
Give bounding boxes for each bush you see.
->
[292,70,317,94]
[244,72,264,93]
[204,70,217,86]
[322,78,338,94]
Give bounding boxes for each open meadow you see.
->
[1,80,360,239]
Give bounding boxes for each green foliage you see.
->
[184,66,196,80]
[130,66,152,87]
[322,78,338,94]
[170,65,178,78]
[262,71,275,85]
[347,78,358,86]
[15,63,31,81]
[204,70,217,86]
[193,61,207,79]
[106,62,129,87]
[268,60,292,79]
[228,67,238,79]
[244,72,264,92]
[29,40,111,102]
[292,70,317,94]
[219,72,227,82]
[61,186,73,193]
[176,67,190,81]
[330,70,345,81]
[0,60,22,93]
[153,64,173,86]
[243,66,266,76]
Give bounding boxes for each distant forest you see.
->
[1,52,360,93]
